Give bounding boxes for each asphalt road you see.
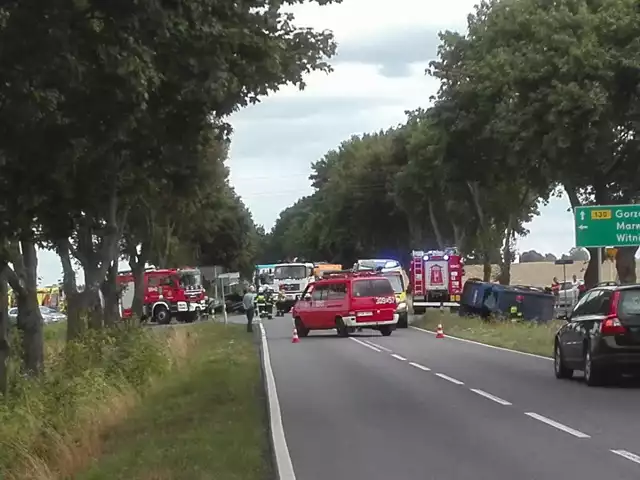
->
[262,314,640,479]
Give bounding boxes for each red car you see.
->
[291,270,398,337]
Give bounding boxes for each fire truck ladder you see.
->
[412,254,424,296]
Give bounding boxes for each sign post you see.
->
[574,204,640,284]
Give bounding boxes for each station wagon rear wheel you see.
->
[584,347,605,387]
[554,342,573,379]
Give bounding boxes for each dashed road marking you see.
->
[435,373,464,385]
[611,449,640,465]
[391,353,407,361]
[409,361,431,371]
[364,340,392,352]
[524,412,590,438]
[470,388,512,406]
[350,337,381,352]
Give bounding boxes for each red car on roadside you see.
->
[291,270,398,338]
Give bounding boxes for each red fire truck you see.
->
[117,267,207,324]
[410,248,465,313]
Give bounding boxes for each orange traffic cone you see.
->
[435,324,445,339]
[291,327,300,343]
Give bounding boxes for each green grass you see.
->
[413,311,563,358]
[76,323,272,480]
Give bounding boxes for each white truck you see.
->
[272,262,315,312]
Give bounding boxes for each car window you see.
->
[327,282,346,300]
[352,278,394,297]
[619,289,640,316]
[594,290,613,315]
[572,290,594,316]
[580,290,604,315]
[383,274,403,294]
[311,284,328,300]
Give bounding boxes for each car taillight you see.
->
[601,291,626,336]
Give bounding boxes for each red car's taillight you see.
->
[601,291,626,336]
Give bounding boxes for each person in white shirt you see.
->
[242,286,257,332]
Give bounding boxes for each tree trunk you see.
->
[0,268,10,395]
[615,246,638,284]
[101,261,119,327]
[6,238,44,375]
[584,247,605,289]
[497,223,514,285]
[427,198,444,249]
[56,238,84,341]
[482,252,492,282]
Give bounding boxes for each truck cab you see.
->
[272,262,315,312]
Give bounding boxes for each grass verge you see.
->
[413,311,563,358]
[76,322,271,480]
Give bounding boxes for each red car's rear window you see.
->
[352,278,394,297]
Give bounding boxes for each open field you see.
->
[463,260,640,287]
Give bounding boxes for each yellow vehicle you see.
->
[37,285,66,312]
[313,262,343,279]
[354,259,410,328]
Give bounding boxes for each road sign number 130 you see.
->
[591,210,612,220]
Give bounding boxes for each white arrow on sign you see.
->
[580,211,585,220]
[578,225,588,230]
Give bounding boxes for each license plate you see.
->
[357,311,373,317]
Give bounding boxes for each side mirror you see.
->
[304,294,312,301]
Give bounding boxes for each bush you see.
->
[0,324,193,479]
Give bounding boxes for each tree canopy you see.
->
[0,0,339,381]
[261,0,640,289]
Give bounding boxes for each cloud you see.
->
[333,26,442,78]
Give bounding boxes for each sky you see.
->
[35,0,578,285]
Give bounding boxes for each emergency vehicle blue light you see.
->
[384,260,399,268]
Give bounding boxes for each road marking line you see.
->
[434,373,464,385]
[611,449,640,465]
[259,323,297,480]
[350,337,381,352]
[391,353,407,361]
[409,361,431,371]
[470,388,512,406]
[364,340,392,352]
[524,412,590,438]
[410,325,553,361]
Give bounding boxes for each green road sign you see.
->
[574,204,640,248]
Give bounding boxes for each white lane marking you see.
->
[410,325,553,361]
[364,340,392,352]
[409,361,431,371]
[434,373,464,385]
[350,337,382,352]
[259,324,297,480]
[611,449,640,465]
[470,388,512,406]
[524,412,590,438]
[391,353,407,361]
